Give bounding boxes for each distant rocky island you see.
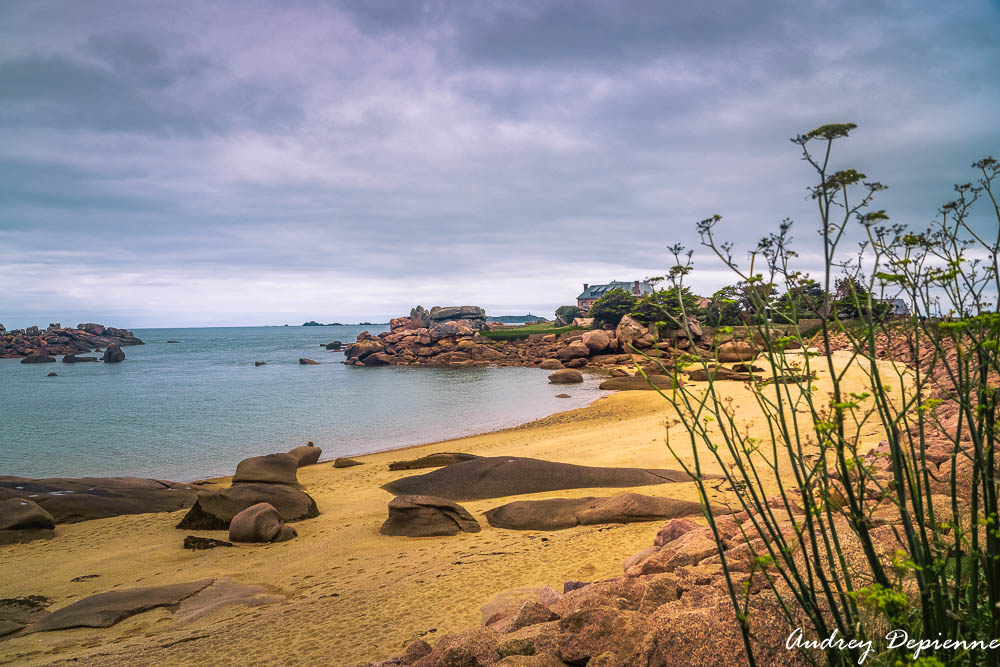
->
[0,322,143,360]
[302,321,386,327]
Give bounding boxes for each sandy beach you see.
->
[0,351,901,666]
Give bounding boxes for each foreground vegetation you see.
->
[641,124,999,666]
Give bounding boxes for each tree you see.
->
[588,288,638,327]
[772,277,831,322]
[554,305,581,322]
[833,276,891,320]
[630,286,702,329]
[703,285,745,326]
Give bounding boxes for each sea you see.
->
[0,326,607,481]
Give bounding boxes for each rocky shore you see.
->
[0,322,143,360]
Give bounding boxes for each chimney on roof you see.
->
[633,280,640,295]
[583,283,588,292]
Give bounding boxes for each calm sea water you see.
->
[0,326,606,481]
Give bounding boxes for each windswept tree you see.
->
[630,285,702,330]
[588,287,638,327]
[554,305,582,322]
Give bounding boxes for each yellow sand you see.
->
[0,351,904,666]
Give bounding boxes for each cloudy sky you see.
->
[1,0,998,328]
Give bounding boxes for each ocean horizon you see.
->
[0,325,606,481]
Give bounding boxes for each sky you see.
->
[1,0,999,328]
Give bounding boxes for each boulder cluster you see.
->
[176,443,323,543]
[1,322,143,360]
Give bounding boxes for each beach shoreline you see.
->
[0,350,899,666]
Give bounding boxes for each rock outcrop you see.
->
[484,493,715,531]
[0,498,56,544]
[232,454,300,485]
[379,495,481,537]
[30,580,213,632]
[0,322,143,360]
[382,457,711,501]
[598,374,677,390]
[286,444,322,467]
[388,452,481,471]
[0,476,198,524]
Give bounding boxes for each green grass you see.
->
[480,324,588,341]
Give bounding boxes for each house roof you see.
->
[881,298,910,315]
[577,281,655,300]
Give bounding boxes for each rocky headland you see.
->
[342,305,760,376]
[0,322,143,360]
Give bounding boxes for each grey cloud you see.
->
[0,0,998,326]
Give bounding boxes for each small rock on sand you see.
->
[183,535,234,550]
[379,495,480,537]
[229,503,297,543]
[175,483,318,530]
[333,457,363,468]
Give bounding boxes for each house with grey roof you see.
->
[577,280,654,311]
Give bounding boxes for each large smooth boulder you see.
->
[102,344,125,363]
[0,498,56,544]
[175,483,318,530]
[389,452,482,471]
[382,457,708,501]
[548,369,583,384]
[598,374,677,391]
[615,315,646,350]
[429,306,486,322]
[31,580,213,632]
[345,340,382,360]
[20,354,56,364]
[717,341,756,362]
[286,445,322,467]
[538,359,563,370]
[484,493,711,531]
[229,503,297,543]
[379,495,481,537]
[232,453,299,485]
[0,476,197,524]
[556,342,590,360]
[581,330,610,352]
